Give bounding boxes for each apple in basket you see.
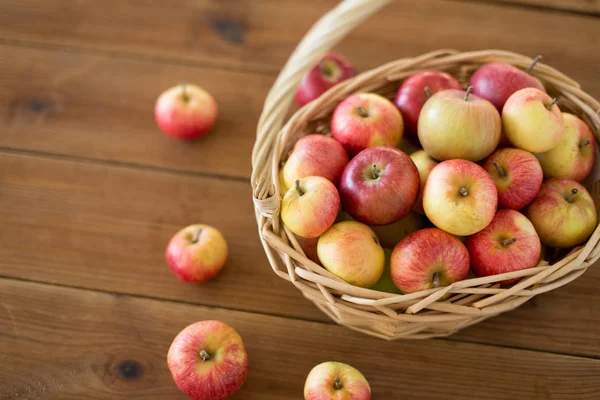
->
[527,179,597,248]
[155,83,218,139]
[304,362,371,400]
[502,87,564,153]
[391,228,470,294]
[371,248,401,294]
[295,52,357,107]
[482,148,543,210]
[535,113,596,182]
[369,211,424,249]
[168,320,248,400]
[331,93,404,156]
[418,87,501,162]
[409,150,439,214]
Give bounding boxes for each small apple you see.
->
[423,159,498,236]
[418,87,501,162]
[394,70,462,139]
[527,179,597,248]
[295,52,356,107]
[469,61,545,111]
[502,87,564,153]
[317,221,385,288]
[370,211,424,249]
[391,228,470,294]
[482,148,543,210]
[466,209,541,282]
[535,113,596,182]
[168,320,248,400]
[340,146,420,225]
[331,93,404,156]
[409,150,439,214]
[281,176,340,239]
[155,83,218,139]
[371,249,402,294]
[166,224,228,283]
[304,361,371,400]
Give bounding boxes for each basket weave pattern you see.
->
[251,0,600,339]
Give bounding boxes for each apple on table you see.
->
[304,361,371,400]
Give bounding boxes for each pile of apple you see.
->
[281,53,598,294]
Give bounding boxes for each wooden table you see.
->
[0,1,599,399]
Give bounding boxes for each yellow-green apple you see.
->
[166,224,228,283]
[317,221,385,287]
[340,146,419,225]
[281,177,340,239]
[410,150,439,214]
[535,113,596,182]
[371,249,402,294]
[502,87,564,153]
[423,159,497,236]
[527,179,597,248]
[394,70,461,140]
[304,362,371,400]
[331,93,403,156]
[155,83,218,140]
[168,320,248,400]
[482,148,543,210]
[418,87,501,161]
[469,61,545,111]
[281,134,349,192]
[390,228,470,293]
[295,52,356,107]
[466,209,541,283]
[370,211,424,249]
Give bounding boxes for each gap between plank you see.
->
[447,0,600,17]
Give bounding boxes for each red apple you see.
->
[482,148,543,210]
[340,146,419,225]
[168,320,248,400]
[527,179,597,248]
[409,150,439,214]
[295,52,356,107]
[281,176,340,239]
[166,224,228,283]
[423,159,498,236]
[331,93,404,156]
[466,209,541,282]
[281,134,349,191]
[394,70,461,140]
[391,228,470,294]
[155,83,218,139]
[418,88,501,162]
[304,362,371,400]
[469,61,545,112]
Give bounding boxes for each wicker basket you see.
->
[251,0,600,339]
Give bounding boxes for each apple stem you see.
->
[546,98,558,110]
[191,228,203,244]
[180,83,190,103]
[424,86,433,98]
[199,350,211,362]
[357,107,369,118]
[333,377,343,390]
[501,237,517,247]
[526,55,543,73]
[459,187,468,197]
[492,161,507,178]
[432,272,440,288]
[319,60,332,77]
[372,164,380,180]
[567,188,578,203]
[295,180,305,196]
[464,86,473,102]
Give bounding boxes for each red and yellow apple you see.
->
[304,362,371,400]
[370,211,424,249]
[409,150,439,214]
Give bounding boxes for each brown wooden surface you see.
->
[1,0,600,399]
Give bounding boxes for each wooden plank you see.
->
[490,0,600,15]
[1,278,599,400]
[1,152,600,358]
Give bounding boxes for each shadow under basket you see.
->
[250,0,600,339]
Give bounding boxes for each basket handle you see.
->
[251,0,392,217]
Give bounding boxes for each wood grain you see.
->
[490,0,600,14]
[1,278,599,400]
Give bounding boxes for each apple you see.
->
[370,211,424,249]
[527,179,597,248]
[281,134,349,192]
[535,113,596,182]
[423,159,498,236]
[418,87,501,162]
[297,235,320,264]
[304,362,371,400]
[295,52,356,107]
[409,150,439,214]
[482,148,543,210]
[394,70,462,139]
[371,249,402,294]
[502,87,564,153]
[165,224,228,283]
[469,61,545,111]
[155,83,218,139]
[340,146,420,225]
[168,320,248,400]
[390,228,470,294]
[281,176,340,239]
[397,136,422,155]
[331,93,404,156]
[466,209,541,282]
[317,221,385,288]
